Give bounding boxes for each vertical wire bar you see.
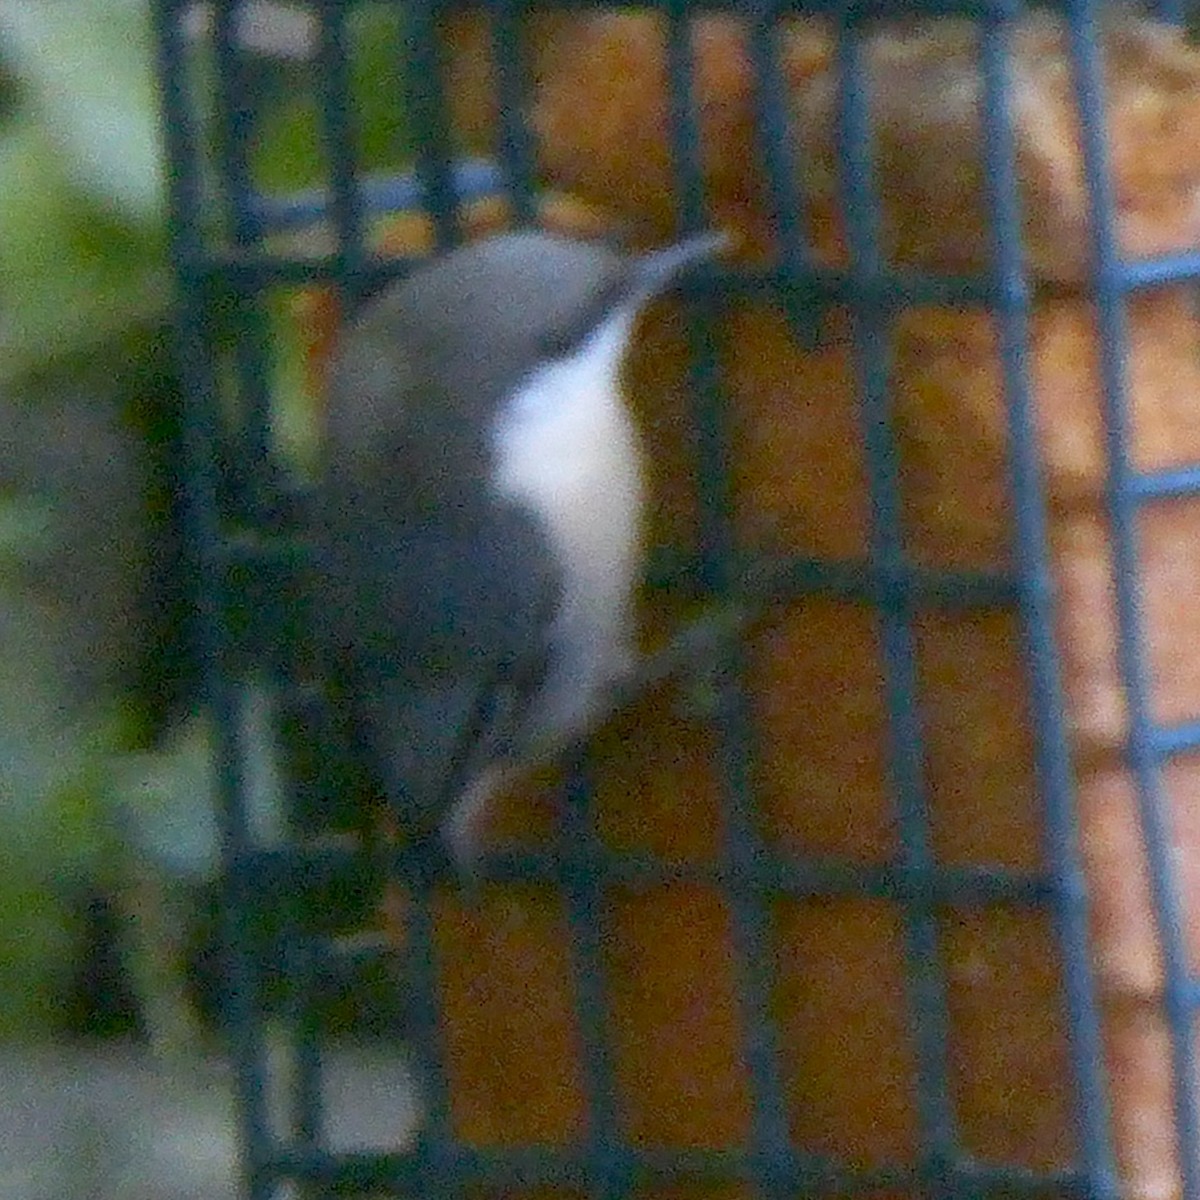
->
[548,0,638,1136]
[491,0,538,226]
[745,0,820,346]
[977,16,1119,1196]
[663,2,794,1185]
[560,760,627,1200]
[316,0,366,277]
[405,0,460,249]
[746,7,806,262]
[284,9,369,1182]
[1066,2,1200,1193]
[665,0,734,585]
[402,875,458,1200]
[212,0,274,502]
[285,932,323,1185]
[151,3,274,1197]
[538,0,631,1172]
[833,21,959,1187]
[212,4,320,1181]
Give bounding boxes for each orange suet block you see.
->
[306,14,1200,1197]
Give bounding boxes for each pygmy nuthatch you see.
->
[315,229,727,870]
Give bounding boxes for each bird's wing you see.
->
[319,496,561,848]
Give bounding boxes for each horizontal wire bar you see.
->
[1126,464,1200,503]
[1149,717,1200,761]
[192,246,1200,327]
[226,841,1057,907]
[219,532,1020,610]
[265,1141,1093,1197]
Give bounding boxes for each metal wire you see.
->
[149,0,1200,1195]
[976,10,1118,1193]
[833,19,959,1190]
[152,4,276,1198]
[1066,1,1200,1192]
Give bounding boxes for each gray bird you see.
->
[315,229,727,870]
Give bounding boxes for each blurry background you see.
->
[0,3,417,1196]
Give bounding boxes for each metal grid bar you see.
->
[149,0,1200,1196]
[315,1,366,270]
[151,5,276,1199]
[262,1141,1095,1195]
[746,0,820,345]
[834,18,959,1188]
[211,214,1200,309]
[225,840,1063,904]
[283,932,324,1168]
[212,0,275,506]
[403,0,460,249]
[490,0,540,224]
[392,878,459,1200]
[1066,4,1200,1194]
[1152,719,1200,761]
[293,10,368,1173]
[558,757,630,1200]
[976,10,1118,1193]
[664,0,796,1186]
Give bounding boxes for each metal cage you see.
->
[150,0,1200,1196]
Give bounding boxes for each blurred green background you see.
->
[0,2,425,1194]
[0,0,414,1046]
[0,0,181,1045]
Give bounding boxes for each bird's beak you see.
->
[632,230,732,299]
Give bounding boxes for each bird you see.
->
[312,228,728,874]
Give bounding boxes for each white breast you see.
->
[490,308,645,741]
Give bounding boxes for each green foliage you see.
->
[0,587,123,1037]
[0,1,168,385]
[0,0,174,1038]
[253,4,410,192]
[349,5,413,173]
[0,0,414,1042]
[0,0,163,218]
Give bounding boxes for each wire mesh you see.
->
[149,0,1200,1197]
